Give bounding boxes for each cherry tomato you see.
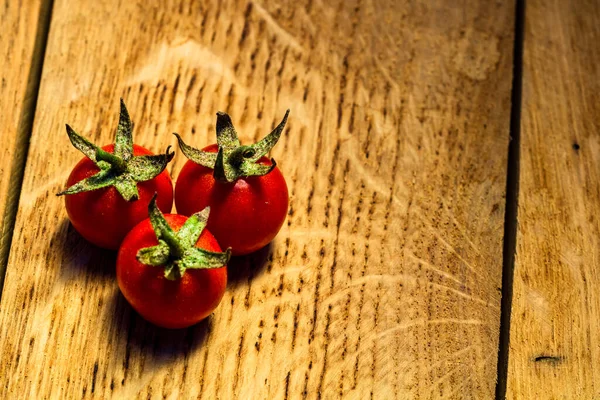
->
[116,213,227,329]
[64,144,173,250]
[175,144,289,255]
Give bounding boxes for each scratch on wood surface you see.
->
[416,213,484,280]
[18,178,65,207]
[319,274,411,308]
[111,367,160,400]
[286,228,335,239]
[251,1,305,54]
[344,150,407,208]
[374,60,402,92]
[341,321,489,373]
[377,318,486,339]
[264,264,313,276]
[126,41,245,91]
[442,375,473,399]
[406,251,465,286]
[439,198,483,256]
[428,282,493,308]
[421,344,478,375]
[428,363,463,396]
[406,250,493,308]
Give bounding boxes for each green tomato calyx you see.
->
[174,109,290,183]
[56,99,174,201]
[136,194,231,280]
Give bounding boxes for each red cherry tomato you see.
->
[174,144,289,255]
[64,144,173,250]
[116,214,227,329]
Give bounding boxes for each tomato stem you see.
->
[56,99,174,201]
[228,146,254,167]
[161,229,185,259]
[174,110,290,183]
[137,194,232,280]
[96,148,127,172]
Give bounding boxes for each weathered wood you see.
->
[507,0,600,398]
[0,0,44,293]
[0,0,514,398]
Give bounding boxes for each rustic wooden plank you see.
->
[0,0,45,293]
[0,0,514,398]
[507,0,600,398]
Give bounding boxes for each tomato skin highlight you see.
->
[174,144,289,256]
[117,214,227,329]
[64,144,173,250]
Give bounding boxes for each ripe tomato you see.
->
[173,110,290,256]
[59,100,174,250]
[117,212,228,329]
[175,144,289,255]
[64,144,173,249]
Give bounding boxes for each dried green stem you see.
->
[161,229,185,259]
[96,148,127,172]
[174,110,290,183]
[137,194,231,280]
[57,99,173,201]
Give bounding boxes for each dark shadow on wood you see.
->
[226,242,273,288]
[52,216,212,368]
[0,0,55,301]
[495,0,525,398]
[107,289,211,369]
[52,218,117,279]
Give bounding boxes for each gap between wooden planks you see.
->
[0,0,46,297]
[506,0,600,398]
[0,0,515,398]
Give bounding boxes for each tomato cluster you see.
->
[58,100,290,328]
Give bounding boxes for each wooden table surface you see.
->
[0,0,597,398]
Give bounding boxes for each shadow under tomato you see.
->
[107,289,211,366]
[55,218,213,368]
[226,242,273,288]
[53,218,117,280]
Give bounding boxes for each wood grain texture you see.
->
[0,0,44,290]
[0,0,514,398]
[507,0,600,398]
